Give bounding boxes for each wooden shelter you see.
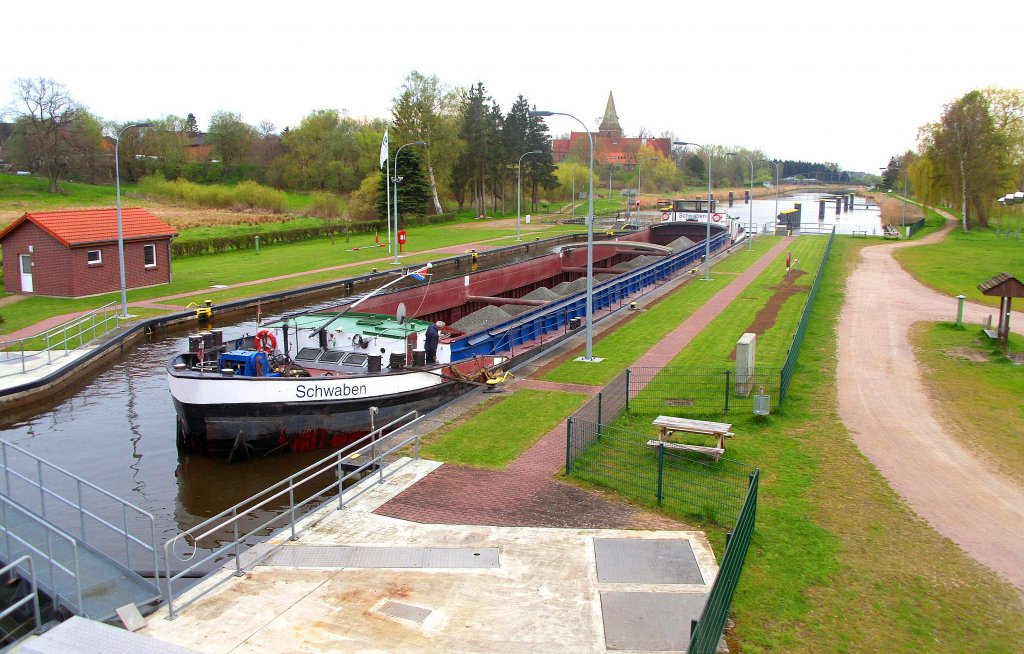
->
[977,273,1024,353]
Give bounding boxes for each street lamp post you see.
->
[517,150,542,241]
[728,152,755,250]
[114,122,154,317]
[530,110,599,362]
[392,141,427,265]
[673,141,713,280]
[635,156,657,222]
[758,159,780,231]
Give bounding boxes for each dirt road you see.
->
[837,213,1024,589]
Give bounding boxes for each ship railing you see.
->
[162,410,425,619]
[0,301,126,378]
[0,439,160,583]
[0,555,42,641]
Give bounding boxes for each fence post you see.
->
[724,370,731,413]
[597,393,603,438]
[565,417,573,476]
[656,443,665,505]
[625,369,631,412]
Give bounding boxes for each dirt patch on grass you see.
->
[945,346,991,362]
[731,268,808,360]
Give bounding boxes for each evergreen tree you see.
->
[525,104,558,210]
[185,112,199,136]
[376,147,429,222]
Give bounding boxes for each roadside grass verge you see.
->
[419,388,587,468]
[568,237,1024,651]
[894,212,1024,306]
[911,321,1024,485]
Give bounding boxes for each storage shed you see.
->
[0,207,177,297]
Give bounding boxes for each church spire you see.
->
[598,91,622,137]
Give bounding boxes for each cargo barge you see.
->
[168,222,733,458]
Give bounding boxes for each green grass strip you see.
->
[419,388,587,469]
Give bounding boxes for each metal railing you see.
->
[0,440,159,579]
[0,495,83,617]
[779,226,835,404]
[0,302,125,377]
[689,469,759,653]
[0,555,42,640]
[163,410,424,619]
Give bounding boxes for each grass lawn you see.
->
[566,237,1024,651]
[419,388,587,468]
[894,211,1024,306]
[911,322,1024,486]
[0,174,125,218]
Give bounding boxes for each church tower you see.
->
[598,91,623,138]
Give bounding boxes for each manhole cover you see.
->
[664,398,695,407]
[378,600,431,623]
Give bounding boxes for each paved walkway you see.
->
[375,237,792,528]
[837,212,1024,590]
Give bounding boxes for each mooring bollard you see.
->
[744,189,750,204]
[835,197,842,215]
[728,191,734,207]
[818,200,826,221]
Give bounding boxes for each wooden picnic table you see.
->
[648,416,733,461]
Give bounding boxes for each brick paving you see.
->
[375,237,792,529]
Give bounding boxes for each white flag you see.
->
[379,128,389,169]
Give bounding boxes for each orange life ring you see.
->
[255,329,277,352]
[712,213,724,223]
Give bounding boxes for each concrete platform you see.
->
[142,458,718,653]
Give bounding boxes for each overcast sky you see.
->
[3,1,1020,173]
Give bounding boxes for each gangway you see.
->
[0,440,162,621]
[0,496,160,621]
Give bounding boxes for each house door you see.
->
[19,254,33,293]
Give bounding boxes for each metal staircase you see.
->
[0,441,162,622]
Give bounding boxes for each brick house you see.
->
[550,93,671,166]
[0,208,177,297]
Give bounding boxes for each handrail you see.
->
[163,410,424,619]
[0,440,159,581]
[0,555,42,638]
[0,495,83,617]
[0,301,125,377]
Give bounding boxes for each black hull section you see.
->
[173,382,465,458]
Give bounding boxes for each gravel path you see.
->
[836,212,1024,590]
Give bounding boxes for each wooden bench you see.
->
[646,440,725,461]
[852,230,868,238]
[650,416,733,460]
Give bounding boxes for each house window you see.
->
[143,244,157,268]
[87,250,102,265]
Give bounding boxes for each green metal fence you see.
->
[688,469,759,654]
[906,216,925,236]
[779,226,835,404]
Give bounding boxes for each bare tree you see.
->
[7,77,100,192]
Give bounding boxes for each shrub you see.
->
[137,175,286,213]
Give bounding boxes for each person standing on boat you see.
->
[425,321,444,364]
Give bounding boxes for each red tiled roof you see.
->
[0,207,177,247]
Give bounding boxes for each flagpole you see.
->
[386,151,392,254]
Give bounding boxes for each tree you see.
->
[453,83,500,216]
[524,104,558,210]
[933,91,1002,231]
[391,71,463,215]
[376,147,429,221]
[5,77,104,192]
[206,110,255,166]
[185,113,200,136]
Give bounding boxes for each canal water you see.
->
[716,191,882,236]
[0,192,880,566]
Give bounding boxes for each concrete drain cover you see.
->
[594,538,703,584]
[260,545,500,569]
[378,600,432,623]
[601,591,708,651]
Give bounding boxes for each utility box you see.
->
[734,332,756,397]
